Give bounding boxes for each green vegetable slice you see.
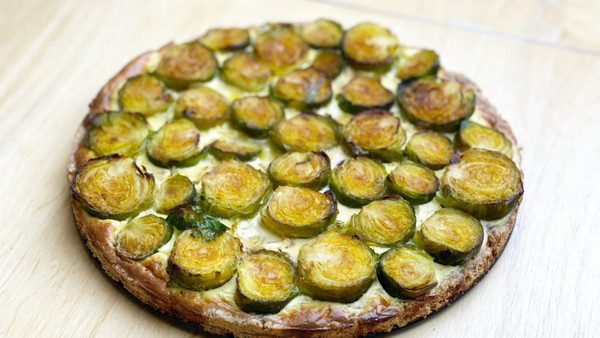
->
[209,136,261,161]
[200,160,271,218]
[272,113,339,152]
[168,230,241,290]
[114,214,173,260]
[311,50,344,79]
[271,67,332,109]
[342,22,399,71]
[253,27,308,72]
[262,186,337,238]
[398,76,475,132]
[201,28,250,52]
[413,208,483,265]
[350,196,415,247]
[231,96,284,138]
[221,52,273,92]
[342,109,406,161]
[456,120,513,157]
[155,174,195,214]
[86,111,149,157]
[268,151,330,190]
[175,86,230,129]
[235,250,298,314]
[377,244,437,299]
[439,148,523,220]
[166,205,227,241]
[297,232,376,303]
[146,119,205,167]
[154,42,217,89]
[71,155,154,220]
[118,75,173,116]
[330,157,387,207]
[405,130,454,170]
[300,19,344,48]
[386,162,438,204]
[396,49,440,81]
[337,75,394,113]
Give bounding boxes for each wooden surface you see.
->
[1,0,599,336]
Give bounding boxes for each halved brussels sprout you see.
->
[201,27,250,51]
[231,96,284,138]
[337,75,394,114]
[456,120,513,157]
[146,119,205,167]
[377,244,437,299]
[342,22,399,71]
[262,186,337,238]
[118,75,173,116]
[253,27,308,72]
[300,19,344,48]
[398,76,475,132]
[386,162,438,204]
[168,230,241,290]
[114,214,173,260]
[297,232,376,303]
[71,155,154,220]
[350,197,415,247]
[268,151,330,190]
[154,42,217,89]
[155,174,195,214]
[396,49,440,81]
[200,160,271,218]
[209,137,261,161]
[272,113,339,152]
[235,250,299,314]
[405,131,454,170]
[342,109,406,161]
[221,52,273,92]
[271,67,332,109]
[311,50,344,79]
[439,148,523,220]
[175,86,230,129]
[86,111,149,157]
[330,157,387,207]
[413,208,483,265]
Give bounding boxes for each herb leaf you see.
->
[166,206,227,242]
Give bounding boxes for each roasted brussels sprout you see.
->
[201,27,250,52]
[342,22,398,71]
[221,52,273,92]
[342,109,406,161]
[118,75,172,116]
[86,111,149,157]
[396,49,440,81]
[337,75,394,114]
[413,208,483,265]
[114,214,173,260]
[253,27,308,72]
[231,96,284,138]
[398,76,475,132]
[300,19,344,48]
[262,186,337,238]
[235,250,299,314]
[154,42,217,89]
[330,157,387,207]
[405,131,454,170]
[386,162,438,204]
[377,244,437,299]
[200,161,271,218]
[311,50,344,79]
[455,120,513,157]
[439,148,523,220]
[71,155,154,220]
[175,86,229,129]
[272,113,339,152]
[209,137,261,161]
[146,119,205,167]
[168,230,241,290]
[350,197,415,247]
[297,232,376,303]
[155,174,195,214]
[268,151,330,190]
[271,67,332,109]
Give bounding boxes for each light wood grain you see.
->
[1,0,599,337]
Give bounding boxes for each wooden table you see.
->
[1,0,599,336]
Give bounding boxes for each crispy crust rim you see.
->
[67,44,523,337]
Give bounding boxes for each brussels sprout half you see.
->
[300,19,344,49]
[175,86,230,129]
[201,27,250,52]
[386,162,438,205]
[342,22,399,71]
[272,113,339,152]
[71,155,154,220]
[154,42,217,90]
[268,151,330,190]
[337,75,394,114]
[405,131,454,170]
[114,214,173,260]
[311,50,344,79]
[253,26,308,72]
[330,157,387,207]
[146,119,205,168]
[271,67,332,109]
[231,96,284,138]
[221,52,273,92]
[155,174,195,214]
[209,137,261,161]
[456,120,513,157]
[377,244,437,299]
[350,196,415,247]
[396,49,440,81]
[86,111,149,157]
[118,74,173,116]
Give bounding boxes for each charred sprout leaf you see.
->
[300,19,344,49]
[311,50,344,79]
[271,67,332,109]
[298,232,376,303]
[377,244,437,299]
[342,22,398,71]
[330,157,387,207]
[221,52,273,92]
[86,111,149,157]
[175,86,230,129]
[268,151,330,190]
[253,26,308,72]
[439,148,523,220]
[342,109,405,161]
[396,49,440,81]
[231,96,284,138]
[413,208,483,265]
[155,174,195,214]
[351,197,415,247]
[386,162,438,205]
[209,137,262,161]
[337,75,394,114]
[201,28,250,52]
[114,214,173,260]
[71,155,154,220]
[405,131,454,170]
[146,119,205,167]
[272,113,339,152]
[118,75,173,116]
[154,42,217,90]
[235,250,298,314]
[456,120,513,157]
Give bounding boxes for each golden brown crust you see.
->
[67,44,522,337]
